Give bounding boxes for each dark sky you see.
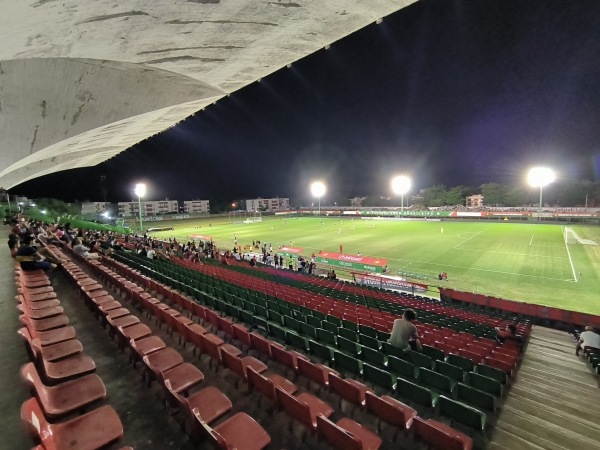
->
[17,0,600,206]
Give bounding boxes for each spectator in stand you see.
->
[389,309,423,352]
[576,326,600,356]
[8,233,20,258]
[72,238,101,260]
[15,235,58,272]
[494,324,521,345]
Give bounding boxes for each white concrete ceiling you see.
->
[0,0,417,190]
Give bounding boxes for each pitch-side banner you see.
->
[353,272,428,293]
[278,246,304,258]
[316,251,388,274]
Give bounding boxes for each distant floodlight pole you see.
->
[391,175,411,215]
[311,181,326,217]
[527,167,555,219]
[134,183,146,232]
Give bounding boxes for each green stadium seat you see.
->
[388,355,419,379]
[363,363,396,391]
[447,354,475,373]
[361,346,387,368]
[457,383,496,412]
[283,315,300,332]
[306,316,322,328]
[269,323,288,343]
[422,344,446,362]
[337,336,362,356]
[359,325,379,338]
[435,360,466,382]
[396,377,439,407]
[476,364,508,385]
[327,315,342,326]
[359,334,381,350]
[418,368,457,395]
[382,342,406,358]
[334,351,363,376]
[255,305,268,319]
[407,351,434,369]
[313,310,326,320]
[299,322,317,339]
[253,317,270,334]
[468,372,503,396]
[342,319,359,332]
[309,340,335,365]
[268,310,284,326]
[322,321,339,334]
[338,328,358,342]
[226,304,241,321]
[439,395,486,430]
[317,328,338,347]
[287,331,310,352]
[239,309,254,326]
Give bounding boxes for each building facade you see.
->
[118,200,179,217]
[466,194,484,207]
[182,199,210,214]
[81,202,111,217]
[245,197,289,212]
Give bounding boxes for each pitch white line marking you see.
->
[385,255,574,282]
[529,234,534,246]
[453,248,569,260]
[453,230,485,249]
[562,226,578,282]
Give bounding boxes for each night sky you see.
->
[16,0,600,206]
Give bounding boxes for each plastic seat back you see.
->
[364,391,416,429]
[413,416,473,450]
[275,387,312,429]
[316,414,362,450]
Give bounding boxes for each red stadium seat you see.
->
[316,414,382,450]
[21,397,123,450]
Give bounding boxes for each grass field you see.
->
[146,216,600,315]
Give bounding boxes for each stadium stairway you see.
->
[489,326,600,450]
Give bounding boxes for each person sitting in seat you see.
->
[72,238,101,260]
[576,326,600,356]
[15,235,58,272]
[494,324,521,345]
[388,309,423,352]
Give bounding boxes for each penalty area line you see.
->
[562,226,578,282]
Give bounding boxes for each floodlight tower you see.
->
[391,175,411,214]
[311,181,326,217]
[134,183,146,232]
[527,167,555,217]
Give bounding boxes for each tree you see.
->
[481,183,507,206]
[445,186,467,206]
[422,185,447,207]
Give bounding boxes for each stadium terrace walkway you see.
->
[490,326,600,450]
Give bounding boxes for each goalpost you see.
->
[229,210,263,224]
[564,227,597,246]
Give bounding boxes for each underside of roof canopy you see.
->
[0,0,417,190]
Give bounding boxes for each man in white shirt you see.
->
[576,326,600,356]
[388,309,423,352]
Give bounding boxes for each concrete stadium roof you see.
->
[0,0,416,190]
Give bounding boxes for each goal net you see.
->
[229,210,262,224]
[564,227,597,245]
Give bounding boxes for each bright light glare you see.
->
[527,167,555,188]
[134,183,146,198]
[102,211,110,218]
[391,175,411,195]
[41,209,47,214]
[311,181,326,198]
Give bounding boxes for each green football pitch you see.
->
[146,217,600,315]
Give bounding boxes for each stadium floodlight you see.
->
[134,183,146,232]
[527,167,555,216]
[311,181,326,216]
[391,175,411,214]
